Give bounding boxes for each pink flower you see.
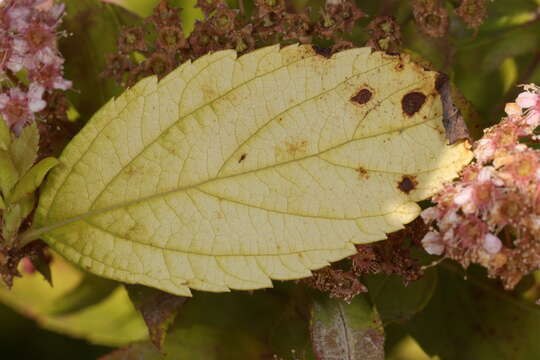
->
[0,0,70,132]
[0,83,46,134]
[483,233,502,254]
[422,231,445,255]
[515,85,540,126]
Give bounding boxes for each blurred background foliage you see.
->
[4,0,540,359]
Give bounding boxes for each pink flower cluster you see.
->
[0,0,70,134]
[422,84,540,289]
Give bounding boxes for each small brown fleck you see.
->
[238,153,247,163]
[395,63,404,71]
[351,88,373,105]
[398,175,418,194]
[402,92,426,116]
[356,167,369,179]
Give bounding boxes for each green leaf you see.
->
[0,117,10,151]
[10,123,38,178]
[404,264,540,359]
[310,294,385,360]
[60,0,136,122]
[126,285,187,349]
[0,194,5,210]
[8,157,59,204]
[364,267,438,324]
[0,150,18,196]
[101,286,313,359]
[2,201,22,244]
[1,193,34,244]
[106,0,203,33]
[481,28,539,72]
[0,253,147,346]
[32,45,472,296]
[48,273,119,315]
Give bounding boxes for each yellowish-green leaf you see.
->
[9,157,59,204]
[0,194,5,210]
[2,195,34,244]
[0,150,18,196]
[0,117,10,151]
[0,254,147,346]
[10,122,39,177]
[32,45,472,296]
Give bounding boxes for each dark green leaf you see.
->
[405,264,540,359]
[365,267,437,325]
[102,286,314,359]
[60,0,137,122]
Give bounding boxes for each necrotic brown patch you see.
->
[351,89,373,105]
[311,45,332,58]
[401,92,426,116]
[398,175,418,194]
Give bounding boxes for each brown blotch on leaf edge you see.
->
[351,89,373,105]
[238,153,247,163]
[401,92,426,116]
[312,45,332,58]
[397,175,417,194]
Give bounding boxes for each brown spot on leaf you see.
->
[398,175,418,194]
[402,92,426,116]
[356,167,369,179]
[238,153,247,163]
[351,88,373,105]
[312,45,332,58]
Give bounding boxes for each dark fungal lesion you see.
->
[397,175,418,194]
[311,45,333,58]
[401,92,426,116]
[351,88,373,105]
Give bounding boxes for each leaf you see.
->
[0,150,18,196]
[0,253,148,346]
[104,0,203,33]
[8,157,59,204]
[364,267,438,324]
[2,201,22,243]
[10,123,38,177]
[436,74,471,144]
[101,286,314,359]
[48,273,119,315]
[404,264,540,359]
[126,284,187,349]
[0,117,10,151]
[61,0,136,122]
[310,294,385,360]
[32,45,472,296]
